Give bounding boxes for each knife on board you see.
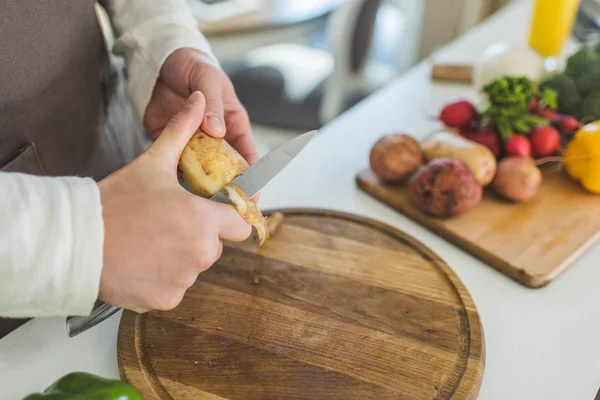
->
[66,129,317,337]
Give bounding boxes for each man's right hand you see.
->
[97,91,251,313]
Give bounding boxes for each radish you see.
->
[504,135,532,157]
[535,107,558,120]
[439,99,477,128]
[529,125,560,157]
[464,118,481,132]
[529,96,540,112]
[462,127,502,158]
[552,115,582,134]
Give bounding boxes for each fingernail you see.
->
[207,115,225,134]
[187,91,201,105]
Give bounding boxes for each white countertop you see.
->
[3,1,600,399]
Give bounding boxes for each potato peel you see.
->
[223,184,269,245]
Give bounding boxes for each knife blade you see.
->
[66,130,317,338]
[216,129,317,200]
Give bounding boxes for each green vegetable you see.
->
[22,372,142,400]
[565,47,600,78]
[564,47,600,96]
[539,74,581,117]
[543,46,600,121]
[576,69,600,97]
[480,76,552,140]
[581,90,600,122]
[539,86,558,110]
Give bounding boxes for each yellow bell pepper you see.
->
[565,121,600,194]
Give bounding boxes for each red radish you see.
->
[464,118,481,132]
[552,114,582,134]
[462,127,502,157]
[529,125,560,157]
[439,99,477,128]
[504,135,532,157]
[535,107,558,120]
[529,96,540,112]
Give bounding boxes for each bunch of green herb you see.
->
[480,76,556,140]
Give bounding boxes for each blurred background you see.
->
[95,0,598,155]
[186,0,532,155]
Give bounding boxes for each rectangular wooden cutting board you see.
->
[356,167,600,288]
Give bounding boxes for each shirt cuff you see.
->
[0,175,104,317]
[62,177,105,316]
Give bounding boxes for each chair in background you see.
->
[222,0,386,133]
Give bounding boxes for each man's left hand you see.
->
[144,48,259,166]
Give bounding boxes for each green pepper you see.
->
[22,371,143,400]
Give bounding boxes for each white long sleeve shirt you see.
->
[0,0,216,318]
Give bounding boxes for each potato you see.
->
[421,130,497,186]
[179,130,249,198]
[179,129,273,245]
[491,156,542,202]
[369,133,423,182]
[409,158,482,217]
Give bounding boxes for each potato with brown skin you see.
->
[369,133,423,182]
[491,156,542,202]
[409,158,483,217]
[179,129,249,198]
[421,130,496,186]
[179,129,274,246]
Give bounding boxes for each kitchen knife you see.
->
[66,129,317,337]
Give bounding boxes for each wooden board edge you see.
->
[386,209,486,399]
[117,208,486,399]
[258,208,487,397]
[355,170,563,289]
[457,309,486,400]
[116,310,135,382]
[117,310,168,400]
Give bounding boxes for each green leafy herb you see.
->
[539,87,557,109]
[480,76,554,141]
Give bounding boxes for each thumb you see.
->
[148,91,206,167]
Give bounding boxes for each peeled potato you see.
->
[179,129,277,245]
[179,130,249,197]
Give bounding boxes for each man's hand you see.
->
[144,48,259,166]
[98,91,251,313]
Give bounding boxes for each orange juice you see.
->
[528,0,581,57]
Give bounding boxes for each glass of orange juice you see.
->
[528,0,581,73]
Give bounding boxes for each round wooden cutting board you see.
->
[117,209,485,399]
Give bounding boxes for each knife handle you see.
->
[66,301,120,337]
[65,188,233,338]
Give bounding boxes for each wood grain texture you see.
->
[430,64,473,84]
[118,209,484,400]
[357,167,600,288]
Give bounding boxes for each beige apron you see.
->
[0,0,147,338]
